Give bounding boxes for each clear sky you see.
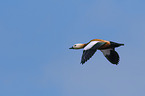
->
[0,0,145,96]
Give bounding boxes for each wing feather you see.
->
[81,42,106,64]
[101,49,120,65]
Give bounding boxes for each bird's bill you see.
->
[69,47,74,49]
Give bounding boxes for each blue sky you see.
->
[0,0,145,96]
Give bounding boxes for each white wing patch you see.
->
[84,41,100,50]
[101,48,113,56]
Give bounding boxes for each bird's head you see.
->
[69,44,86,49]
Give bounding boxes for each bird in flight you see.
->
[69,39,124,65]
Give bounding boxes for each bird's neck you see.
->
[82,43,87,48]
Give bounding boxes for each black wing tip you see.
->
[109,59,119,65]
[116,63,119,65]
[81,60,119,65]
[80,63,84,65]
[112,62,119,65]
[112,59,119,65]
[80,61,85,65]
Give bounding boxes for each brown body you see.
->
[88,39,111,49]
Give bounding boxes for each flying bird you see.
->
[69,39,124,65]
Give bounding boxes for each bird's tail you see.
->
[110,41,124,48]
[119,43,124,46]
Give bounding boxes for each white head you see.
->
[69,43,85,49]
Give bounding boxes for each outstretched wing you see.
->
[81,41,106,64]
[101,48,119,65]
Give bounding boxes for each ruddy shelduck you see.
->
[69,39,124,65]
